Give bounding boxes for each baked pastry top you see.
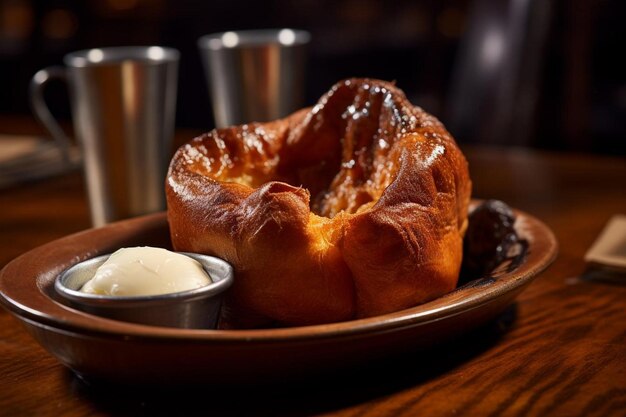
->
[166,78,472,328]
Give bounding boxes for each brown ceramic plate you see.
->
[0,205,557,383]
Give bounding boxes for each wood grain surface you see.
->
[0,117,625,416]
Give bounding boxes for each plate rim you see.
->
[0,204,558,343]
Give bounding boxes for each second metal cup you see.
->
[198,29,310,128]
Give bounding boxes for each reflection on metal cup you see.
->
[198,29,310,128]
[30,46,179,227]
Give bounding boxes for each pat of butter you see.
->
[80,247,211,296]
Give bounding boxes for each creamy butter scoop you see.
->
[80,247,211,296]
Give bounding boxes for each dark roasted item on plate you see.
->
[461,200,519,280]
[166,78,472,328]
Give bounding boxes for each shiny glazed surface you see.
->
[167,79,472,328]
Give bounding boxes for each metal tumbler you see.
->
[198,29,310,128]
[30,46,179,227]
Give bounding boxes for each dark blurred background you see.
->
[0,0,624,154]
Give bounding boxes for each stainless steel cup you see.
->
[30,46,179,227]
[198,29,310,128]
[55,251,234,329]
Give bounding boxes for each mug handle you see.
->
[29,67,74,165]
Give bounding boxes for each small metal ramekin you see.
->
[55,252,234,329]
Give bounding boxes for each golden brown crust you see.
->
[166,78,472,328]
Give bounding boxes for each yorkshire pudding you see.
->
[166,78,472,328]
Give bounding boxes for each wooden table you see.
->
[1,119,625,416]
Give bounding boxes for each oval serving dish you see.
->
[0,205,557,384]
